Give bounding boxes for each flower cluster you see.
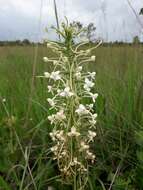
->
[42,22,100,185]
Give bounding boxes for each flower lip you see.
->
[89,92,98,102]
[84,78,94,92]
[88,72,96,79]
[67,126,80,137]
[50,71,61,81]
[59,87,74,97]
[75,104,89,115]
[55,110,66,121]
[48,115,55,124]
[47,98,55,107]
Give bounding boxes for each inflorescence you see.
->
[42,22,101,186]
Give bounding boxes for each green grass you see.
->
[0,44,143,189]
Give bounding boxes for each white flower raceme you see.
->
[67,126,80,137]
[88,130,97,142]
[43,57,49,62]
[43,23,100,183]
[75,104,89,115]
[47,98,55,107]
[59,87,74,97]
[50,71,61,81]
[84,78,94,92]
[89,92,98,102]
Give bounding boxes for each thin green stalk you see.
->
[19,147,28,190]
[14,130,37,190]
[24,0,43,128]
[53,0,61,41]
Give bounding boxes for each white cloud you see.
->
[0,0,142,42]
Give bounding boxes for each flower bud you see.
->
[90,56,96,61]
[43,57,49,62]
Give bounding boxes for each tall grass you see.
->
[0,43,143,189]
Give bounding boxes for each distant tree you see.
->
[70,21,96,42]
[15,40,21,45]
[86,23,96,42]
[22,39,30,45]
[133,36,140,44]
[139,8,143,15]
[70,21,83,31]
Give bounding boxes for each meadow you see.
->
[0,43,143,189]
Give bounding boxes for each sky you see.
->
[0,0,143,42]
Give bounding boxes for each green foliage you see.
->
[0,176,12,190]
[133,36,140,44]
[139,8,143,15]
